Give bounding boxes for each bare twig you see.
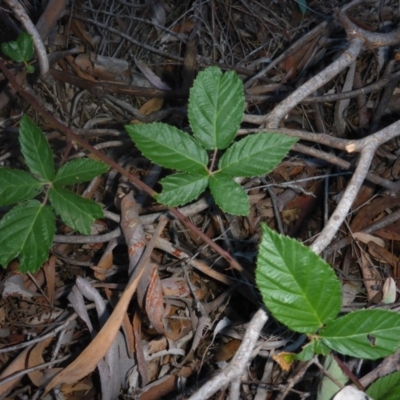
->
[311,119,400,254]
[188,308,268,400]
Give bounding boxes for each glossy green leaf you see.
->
[1,32,34,62]
[49,187,103,235]
[209,174,249,216]
[219,133,297,177]
[19,115,55,181]
[125,123,208,173]
[188,66,244,150]
[320,309,400,360]
[53,159,108,186]
[317,355,348,400]
[0,168,42,206]
[156,172,209,207]
[256,223,341,333]
[366,370,400,400]
[0,200,55,273]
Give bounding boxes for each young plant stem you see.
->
[209,148,218,172]
[0,58,244,273]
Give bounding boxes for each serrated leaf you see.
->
[209,174,249,215]
[0,168,42,206]
[219,133,297,177]
[125,123,208,173]
[49,187,103,235]
[1,32,34,62]
[319,309,400,360]
[17,32,34,61]
[156,172,209,207]
[19,115,55,181]
[317,354,348,400]
[53,159,108,186]
[188,66,245,150]
[256,223,341,333]
[0,200,55,273]
[366,370,400,400]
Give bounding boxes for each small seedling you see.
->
[1,32,35,73]
[0,116,108,272]
[125,66,297,216]
[256,223,400,373]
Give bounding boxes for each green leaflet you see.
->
[49,187,104,235]
[1,32,34,63]
[125,123,208,173]
[53,159,108,186]
[256,223,341,333]
[317,355,348,400]
[219,133,297,177]
[188,66,244,150]
[366,370,400,400]
[0,168,42,206]
[319,309,400,360]
[209,174,249,216]
[19,115,55,181]
[0,200,55,273]
[156,172,209,207]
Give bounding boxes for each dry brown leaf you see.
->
[0,346,31,396]
[43,255,57,304]
[214,339,241,362]
[273,352,294,372]
[367,241,399,267]
[353,232,385,247]
[130,98,164,124]
[145,265,167,335]
[44,218,168,393]
[28,337,60,387]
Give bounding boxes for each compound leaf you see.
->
[188,66,244,150]
[19,115,55,181]
[1,32,34,62]
[209,174,249,216]
[0,200,55,273]
[0,168,42,206]
[156,172,209,207]
[53,159,108,186]
[366,370,400,400]
[219,133,297,177]
[320,309,400,360]
[126,123,208,173]
[256,223,341,333]
[49,187,103,235]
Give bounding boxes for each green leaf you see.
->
[19,115,55,181]
[0,200,55,273]
[255,223,341,333]
[0,168,42,206]
[366,370,400,400]
[219,133,297,177]
[294,342,316,361]
[317,354,348,400]
[1,32,34,62]
[297,0,307,14]
[125,123,208,173]
[188,66,244,150]
[49,187,103,235]
[209,174,249,216]
[319,309,400,360]
[156,172,209,207]
[53,159,108,186]
[294,340,331,361]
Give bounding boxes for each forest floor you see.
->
[1,0,400,399]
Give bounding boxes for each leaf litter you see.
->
[2,0,400,399]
